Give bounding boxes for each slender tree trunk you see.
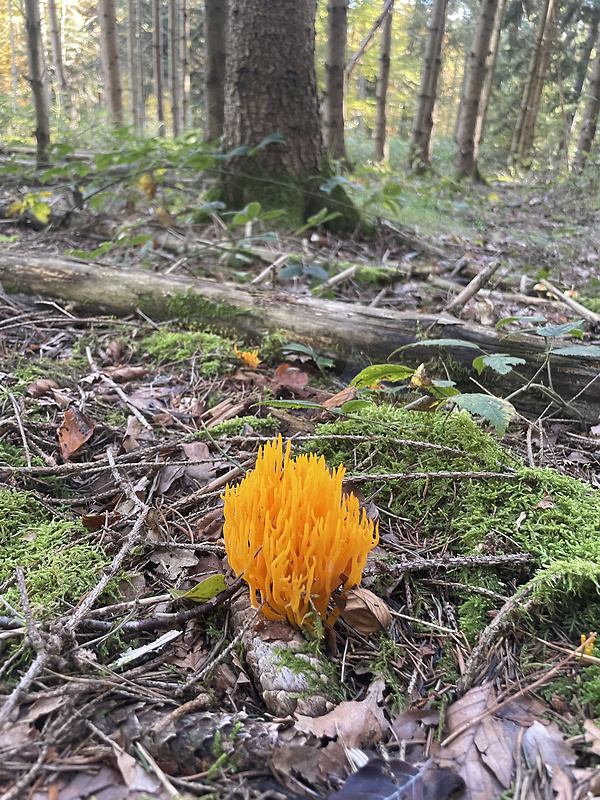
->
[153,0,165,135]
[98,0,124,124]
[472,0,506,152]
[168,0,179,136]
[323,0,348,160]
[127,0,140,126]
[24,0,50,165]
[179,0,188,130]
[8,0,19,113]
[373,3,393,162]
[509,0,555,165]
[408,0,448,170]
[573,28,600,173]
[135,0,145,128]
[454,0,499,177]
[46,0,69,115]
[572,9,600,112]
[444,51,461,137]
[204,0,227,142]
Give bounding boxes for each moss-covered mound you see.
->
[309,403,600,635]
[0,490,108,618]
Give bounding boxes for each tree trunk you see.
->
[98,0,124,125]
[454,0,499,178]
[222,0,322,182]
[572,28,600,173]
[168,0,179,136]
[8,0,19,114]
[508,0,555,166]
[46,0,69,115]
[24,0,50,165]
[408,0,448,171]
[127,0,141,126]
[204,0,227,142]
[472,0,506,154]
[373,3,393,162]
[571,7,600,125]
[136,0,145,128]
[323,0,348,161]
[179,0,188,131]
[153,0,165,136]
[2,252,600,421]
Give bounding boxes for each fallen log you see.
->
[0,251,598,420]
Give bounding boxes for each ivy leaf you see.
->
[351,364,415,388]
[265,399,325,410]
[553,345,600,358]
[340,400,373,414]
[170,574,226,602]
[473,354,526,375]
[450,393,516,436]
[535,320,585,339]
[397,338,482,351]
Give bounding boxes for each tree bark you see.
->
[222,0,322,180]
[179,0,188,131]
[508,0,555,166]
[2,252,600,420]
[454,0,499,178]
[573,27,600,173]
[373,3,393,162]
[127,0,141,126]
[153,0,165,136]
[408,0,448,170]
[570,5,600,130]
[8,0,19,113]
[24,0,50,165]
[204,0,227,142]
[168,0,179,136]
[472,0,506,154]
[323,0,348,161]
[98,0,124,125]
[135,0,145,128]
[46,0,70,115]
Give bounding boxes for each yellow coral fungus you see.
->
[222,436,378,629]
[234,344,261,369]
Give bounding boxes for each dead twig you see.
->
[444,260,503,314]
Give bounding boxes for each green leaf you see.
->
[398,338,482,351]
[340,399,373,414]
[265,400,325,410]
[0,234,18,243]
[553,345,600,358]
[304,264,330,281]
[496,315,547,327]
[29,201,51,224]
[231,212,249,226]
[278,263,303,280]
[170,574,226,602]
[260,209,284,220]
[535,320,585,338]
[451,393,516,436]
[245,202,261,219]
[473,354,526,375]
[127,234,153,246]
[351,364,415,388]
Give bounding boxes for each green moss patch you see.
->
[309,403,600,634]
[0,490,108,618]
[141,329,234,376]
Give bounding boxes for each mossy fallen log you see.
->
[0,251,598,419]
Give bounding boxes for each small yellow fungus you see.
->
[234,344,261,369]
[222,436,378,629]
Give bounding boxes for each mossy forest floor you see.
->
[2,167,600,798]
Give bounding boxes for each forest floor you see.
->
[1,158,600,800]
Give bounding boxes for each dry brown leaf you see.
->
[522,720,576,779]
[391,707,440,742]
[27,378,59,398]
[323,385,357,409]
[584,718,600,757]
[341,586,391,633]
[273,363,309,389]
[103,365,149,383]
[309,676,389,748]
[57,407,96,460]
[535,492,555,509]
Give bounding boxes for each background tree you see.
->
[323,0,348,160]
[168,0,179,136]
[221,0,323,208]
[46,0,69,116]
[204,0,227,142]
[573,26,600,173]
[509,0,555,165]
[24,0,50,163]
[98,0,123,124]
[373,1,393,161]
[153,0,165,135]
[454,0,499,178]
[127,0,141,126]
[408,0,448,170]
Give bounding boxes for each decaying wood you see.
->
[1,251,600,419]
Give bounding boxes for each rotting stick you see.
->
[539,278,600,324]
[444,260,503,314]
